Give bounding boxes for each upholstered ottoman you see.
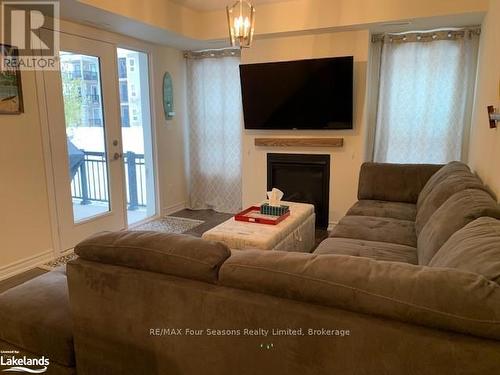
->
[0,267,75,375]
[202,201,316,252]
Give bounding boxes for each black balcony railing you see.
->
[71,150,146,209]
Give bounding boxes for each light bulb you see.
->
[234,15,245,37]
[243,17,250,37]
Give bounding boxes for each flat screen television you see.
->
[239,56,353,130]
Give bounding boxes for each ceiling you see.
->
[60,0,485,50]
[171,0,290,11]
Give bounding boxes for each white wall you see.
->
[240,30,369,224]
[0,21,188,278]
[468,0,500,199]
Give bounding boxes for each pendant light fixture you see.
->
[226,0,255,48]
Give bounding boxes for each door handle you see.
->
[112,152,123,161]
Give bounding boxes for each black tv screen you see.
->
[239,56,353,130]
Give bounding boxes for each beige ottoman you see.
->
[202,201,316,252]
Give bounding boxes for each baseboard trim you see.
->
[162,201,187,216]
[0,249,55,281]
[327,221,338,232]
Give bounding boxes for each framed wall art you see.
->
[0,44,23,114]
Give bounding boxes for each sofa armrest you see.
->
[358,162,443,203]
[74,231,231,283]
[220,250,500,340]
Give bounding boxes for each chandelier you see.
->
[226,0,255,48]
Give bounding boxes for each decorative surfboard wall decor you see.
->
[163,72,175,120]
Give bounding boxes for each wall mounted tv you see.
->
[239,56,353,130]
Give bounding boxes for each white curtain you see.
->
[372,31,480,163]
[186,55,242,213]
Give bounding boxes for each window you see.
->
[71,62,81,78]
[371,29,480,163]
[120,105,130,127]
[116,47,156,224]
[91,107,102,126]
[118,57,127,79]
[119,81,128,103]
[90,85,99,103]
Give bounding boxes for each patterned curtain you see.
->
[372,30,480,163]
[186,54,242,213]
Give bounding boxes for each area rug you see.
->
[131,216,204,233]
[39,252,78,271]
[39,216,205,270]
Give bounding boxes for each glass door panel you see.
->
[42,30,126,251]
[60,52,110,222]
[117,48,156,224]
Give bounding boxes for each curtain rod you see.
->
[371,26,481,43]
[184,48,241,59]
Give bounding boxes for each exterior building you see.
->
[60,53,102,127]
[60,51,142,129]
[118,49,143,128]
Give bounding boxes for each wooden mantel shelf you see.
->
[254,137,344,148]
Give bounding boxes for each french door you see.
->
[43,32,126,251]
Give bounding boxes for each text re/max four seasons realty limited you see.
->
[150,328,350,337]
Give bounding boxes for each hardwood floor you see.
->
[171,209,233,237]
[0,209,328,294]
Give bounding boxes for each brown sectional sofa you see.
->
[318,162,500,266]
[2,161,500,374]
[0,267,75,375]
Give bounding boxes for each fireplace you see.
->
[267,153,330,228]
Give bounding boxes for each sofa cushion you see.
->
[417,189,500,265]
[416,161,470,210]
[430,217,500,283]
[0,267,74,367]
[357,162,443,203]
[314,237,417,264]
[347,200,416,221]
[330,216,417,247]
[415,172,487,235]
[220,250,500,340]
[75,231,231,283]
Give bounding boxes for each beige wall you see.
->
[469,0,500,199]
[78,0,488,42]
[152,46,189,214]
[0,22,188,277]
[240,30,369,224]
[203,0,488,40]
[79,0,202,39]
[0,71,54,272]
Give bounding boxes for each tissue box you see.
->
[260,203,289,216]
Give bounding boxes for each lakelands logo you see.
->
[0,352,49,373]
[1,0,60,70]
